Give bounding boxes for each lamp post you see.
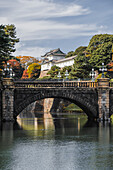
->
[57,71,61,81]
[90,68,96,82]
[65,70,69,80]
[2,62,15,78]
[99,63,107,78]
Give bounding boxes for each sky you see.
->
[0,0,113,58]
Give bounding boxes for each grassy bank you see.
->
[64,103,83,113]
[110,114,113,122]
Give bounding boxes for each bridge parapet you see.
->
[14,80,98,88]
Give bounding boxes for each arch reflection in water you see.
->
[1,116,113,169]
[17,113,55,137]
[17,112,88,136]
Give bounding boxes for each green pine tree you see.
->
[0,24,19,79]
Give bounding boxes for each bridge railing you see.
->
[64,81,98,88]
[14,80,98,88]
[110,82,113,87]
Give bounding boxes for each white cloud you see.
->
[16,20,107,41]
[0,17,9,24]
[0,0,92,41]
[14,43,50,58]
[0,0,19,8]
[0,0,112,57]
[15,0,90,19]
[0,0,90,22]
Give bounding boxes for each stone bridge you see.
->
[0,78,113,121]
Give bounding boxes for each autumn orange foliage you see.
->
[27,63,41,79]
[21,70,29,79]
[7,59,20,68]
[16,56,40,67]
[107,50,113,71]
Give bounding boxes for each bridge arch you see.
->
[14,88,98,120]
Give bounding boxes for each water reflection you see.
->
[17,114,55,137]
[0,113,112,139]
[17,113,89,136]
[0,113,113,170]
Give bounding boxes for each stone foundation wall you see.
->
[44,98,54,113]
[19,98,71,115]
[0,81,2,121]
[19,102,36,118]
[0,90,2,121]
[50,98,70,113]
[97,78,110,119]
[33,100,44,114]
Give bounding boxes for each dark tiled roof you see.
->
[42,48,65,57]
[55,55,77,63]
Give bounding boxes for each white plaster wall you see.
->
[41,59,74,71]
[41,63,49,71]
[56,59,74,68]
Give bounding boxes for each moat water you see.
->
[0,113,113,170]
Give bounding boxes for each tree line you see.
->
[0,24,41,80]
[0,24,113,80]
[45,34,113,80]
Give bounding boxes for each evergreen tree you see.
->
[65,51,74,58]
[88,34,113,68]
[65,46,87,58]
[0,24,19,78]
[60,66,72,79]
[47,65,60,79]
[69,46,91,79]
[69,34,113,79]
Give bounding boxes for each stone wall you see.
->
[0,81,2,121]
[50,98,70,113]
[17,98,54,118]
[1,78,112,121]
[0,89,2,121]
[17,98,70,117]
[18,102,36,118]
[14,88,98,119]
[33,100,44,114]
[109,89,113,116]
[97,78,110,120]
[34,98,69,114]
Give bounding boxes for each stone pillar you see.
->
[0,81,2,121]
[2,78,15,121]
[97,78,110,120]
